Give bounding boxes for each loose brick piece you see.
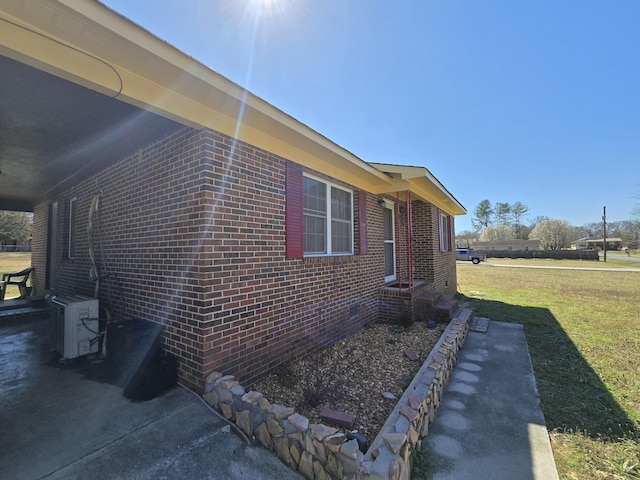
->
[403,350,419,362]
[319,408,356,428]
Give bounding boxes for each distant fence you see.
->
[485,249,600,261]
[0,244,31,252]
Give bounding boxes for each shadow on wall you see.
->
[457,294,637,440]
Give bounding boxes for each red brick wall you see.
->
[376,198,458,323]
[413,202,457,297]
[31,125,458,390]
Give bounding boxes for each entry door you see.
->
[383,205,396,282]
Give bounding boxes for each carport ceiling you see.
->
[0,54,182,212]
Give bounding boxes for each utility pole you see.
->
[602,206,607,263]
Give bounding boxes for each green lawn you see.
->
[0,252,32,299]
[486,256,638,269]
[457,261,640,480]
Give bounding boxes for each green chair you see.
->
[1,266,34,300]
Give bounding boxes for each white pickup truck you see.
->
[455,248,486,264]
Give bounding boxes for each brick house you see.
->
[1,1,465,390]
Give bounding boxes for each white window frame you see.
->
[382,200,396,282]
[439,213,451,252]
[68,197,77,259]
[303,174,354,257]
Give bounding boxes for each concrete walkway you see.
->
[424,321,559,480]
[0,317,301,480]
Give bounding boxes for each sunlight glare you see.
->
[247,0,292,19]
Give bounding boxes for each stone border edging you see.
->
[201,308,472,480]
[362,307,472,479]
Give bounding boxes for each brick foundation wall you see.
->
[31,125,457,391]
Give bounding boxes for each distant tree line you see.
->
[470,200,531,238]
[458,199,640,250]
[0,211,32,251]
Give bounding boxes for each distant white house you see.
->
[571,237,590,250]
[585,238,624,251]
[571,237,624,250]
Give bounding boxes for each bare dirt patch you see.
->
[254,321,442,441]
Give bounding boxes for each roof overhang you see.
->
[369,163,466,216]
[0,0,463,216]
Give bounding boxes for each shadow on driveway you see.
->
[0,316,302,480]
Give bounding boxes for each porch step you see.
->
[453,307,474,324]
[415,291,442,307]
[0,298,27,311]
[0,297,48,322]
[0,296,46,311]
[0,306,48,322]
[431,299,459,323]
[469,316,490,333]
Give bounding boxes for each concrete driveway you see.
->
[0,317,301,480]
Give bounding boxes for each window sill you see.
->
[303,255,357,265]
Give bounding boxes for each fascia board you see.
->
[406,178,466,216]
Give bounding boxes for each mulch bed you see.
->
[253,321,442,442]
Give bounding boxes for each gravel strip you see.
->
[253,321,442,441]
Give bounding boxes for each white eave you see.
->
[369,163,466,216]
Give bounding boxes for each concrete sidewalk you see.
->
[0,317,301,480]
[424,320,559,480]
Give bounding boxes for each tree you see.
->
[455,229,477,248]
[0,211,32,248]
[631,208,640,248]
[632,207,640,226]
[471,200,494,232]
[576,222,600,239]
[510,201,530,238]
[580,218,639,239]
[494,202,511,225]
[479,224,516,242]
[529,215,549,229]
[529,219,574,250]
[518,225,533,240]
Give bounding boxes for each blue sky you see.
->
[103,0,640,232]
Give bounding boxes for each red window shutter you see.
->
[285,161,304,258]
[358,191,368,255]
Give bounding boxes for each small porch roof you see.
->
[369,163,466,216]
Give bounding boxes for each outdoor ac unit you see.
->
[49,295,100,360]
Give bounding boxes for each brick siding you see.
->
[413,202,457,298]
[31,125,457,391]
